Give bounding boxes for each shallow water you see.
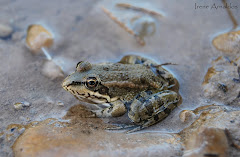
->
[0,0,239,156]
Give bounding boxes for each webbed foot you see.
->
[106,124,136,130]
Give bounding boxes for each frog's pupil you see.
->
[89,80,95,85]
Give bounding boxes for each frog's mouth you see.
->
[63,84,107,103]
[62,83,119,104]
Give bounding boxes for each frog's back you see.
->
[91,63,166,91]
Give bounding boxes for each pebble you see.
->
[179,110,196,123]
[41,60,64,80]
[212,30,240,53]
[45,96,55,105]
[131,16,156,37]
[25,24,54,53]
[57,101,64,107]
[0,24,13,38]
[13,101,31,110]
[14,103,24,110]
[22,101,31,107]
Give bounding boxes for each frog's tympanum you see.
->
[62,55,180,133]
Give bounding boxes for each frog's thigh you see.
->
[128,90,179,126]
[119,55,157,66]
[93,100,126,117]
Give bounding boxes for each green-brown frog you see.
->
[62,55,180,133]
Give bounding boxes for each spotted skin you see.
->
[62,55,180,133]
[126,90,179,132]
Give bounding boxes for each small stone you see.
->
[14,103,23,110]
[25,24,54,53]
[212,30,240,53]
[179,110,196,123]
[41,60,64,80]
[131,16,156,38]
[14,101,31,110]
[57,101,64,107]
[22,101,31,107]
[45,96,55,105]
[0,24,13,38]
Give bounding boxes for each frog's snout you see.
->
[62,76,71,89]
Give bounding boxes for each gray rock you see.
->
[202,56,240,106]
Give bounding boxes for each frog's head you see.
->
[62,61,112,104]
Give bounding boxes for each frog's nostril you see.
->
[70,81,82,86]
[62,78,72,87]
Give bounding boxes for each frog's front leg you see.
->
[127,90,179,133]
[92,100,127,117]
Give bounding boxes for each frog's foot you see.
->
[168,84,176,89]
[106,124,136,130]
[128,90,180,132]
[106,123,153,134]
[107,123,153,134]
[126,115,165,133]
[84,112,97,118]
[126,125,147,134]
[154,63,177,67]
[92,100,127,118]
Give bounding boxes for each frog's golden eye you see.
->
[85,77,98,89]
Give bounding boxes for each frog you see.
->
[62,55,180,133]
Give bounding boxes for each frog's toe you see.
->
[84,113,97,118]
[106,124,135,130]
[126,125,143,134]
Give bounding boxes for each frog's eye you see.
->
[85,77,98,89]
[76,61,92,72]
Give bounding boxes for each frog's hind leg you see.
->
[119,55,157,66]
[119,55,175,84]
[127,90,179,133]
[92,100,127,118]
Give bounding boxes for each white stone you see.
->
[0,24,13,38]
[41,60,64,80]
